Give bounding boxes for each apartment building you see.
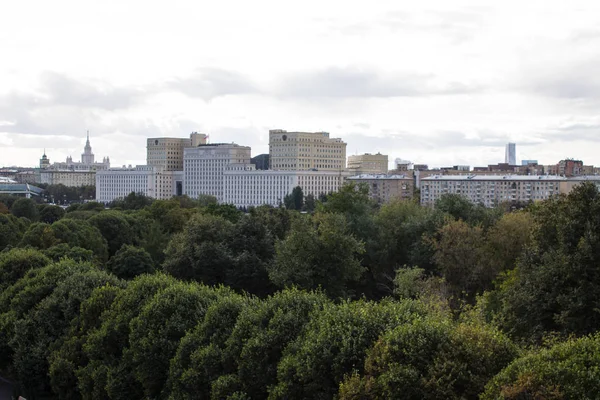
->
[347,174,414,203]
[268,129,347,170]
[420,175,566,207]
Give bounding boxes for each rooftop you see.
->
[348,174,411,180]
[422,175,568,181]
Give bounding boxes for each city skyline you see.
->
[2,0,600,168]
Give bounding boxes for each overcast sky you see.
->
[2,0,600,169]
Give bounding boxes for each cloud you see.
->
[167,68,259,101]
[278,67,482,98]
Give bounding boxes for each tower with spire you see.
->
[39,149,50,169]
[82,130,95,165]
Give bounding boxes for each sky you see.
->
[1,0,600,169]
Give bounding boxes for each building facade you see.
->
[183,143,252,201]
[505,143,516,165]
[347,174,414,203]
[40,133,110,187]
[146,132,207,171]
[420,175,566,207]
[96,165,179,203]
[268,129,347,171]
[347,153,388,174]
[223,166,349,207]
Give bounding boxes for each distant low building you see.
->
[347,174,415,203]
[348,153,388,174]
[0,181,44,198]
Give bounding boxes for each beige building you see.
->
[347,153,388,174]
[269,129,346,171]
[40,133,110,187]
[147,132,207,171]
[348,174,414,203]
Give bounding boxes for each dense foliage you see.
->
[1,183,600,398]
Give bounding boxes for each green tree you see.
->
[0,248,51,290]
[204,203,242,224]
[163,213,235,284]
[304,193,316,212]
[284,186,304,210]
[39,204,66,224]
[128,282,231,399]
[482,333,600,399]
[88,211,134,257]
[0,213,29,250]
[78,273,177,400]
[269,213,365,298]
[107,244,155,279]
[10,197,39,221]
[19,222,58,249]
[43,243,96,263]
[339,318,517,400]
[167,294,251,399]
[271,298,434,399]
[8,266,120,397]
[487,182,600,342]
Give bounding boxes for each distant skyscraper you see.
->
[505,143,516,165]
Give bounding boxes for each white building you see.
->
[269,129,347,171]
[183,143,252,201]
[147,132,207,171]
[420,174,566,207]
[223,164,349,207]
[96,165,178,203]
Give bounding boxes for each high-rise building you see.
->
[268,129,347,170]
[146,132,207,171]
[347,153,388,174]
[183,143,251,201]
[505,143,516,165]
[40,133,110,186]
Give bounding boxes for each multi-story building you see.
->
[40,133,110,186]
[505,143,516,165]
[146,132,207,171]
[268,129,346,171]
[420,175,566,207]
[223,164,349,207]
[347,174,415,203]
[557,159,584,177]
[347,153,388,174]
[183,143,251,201]
[96,165,178,203]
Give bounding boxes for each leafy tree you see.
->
[10,197,39,221]
[487,182,600,342]
[0,202,8,214]
[128,282,231,399]
[43,243,96,263]
[19,222,58,249]
[249,205,295,240]
[78,273,178,400]
[110,192,153,210]
[0,213,29,250]
[107,244,155,279]
[429,219,486,302]
[271,299,434,399]
[48,283,124,400]
[269,213,365,298]
[435,193,503,227]
[163,213,235,284]
[51,218,108,261]
[39,204,65,224]
[482,333,600,399]
[222,289,328,399]
[304,193,316,212]
[167,294,251,399]
[284,186,304,210]
[204,203,242,224]
[339,318,517,400]
[88,211,134,257]
[0,248,51,290]
[9,267,120,397]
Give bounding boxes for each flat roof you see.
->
[348,174,411,180]
[421,175,567,181]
